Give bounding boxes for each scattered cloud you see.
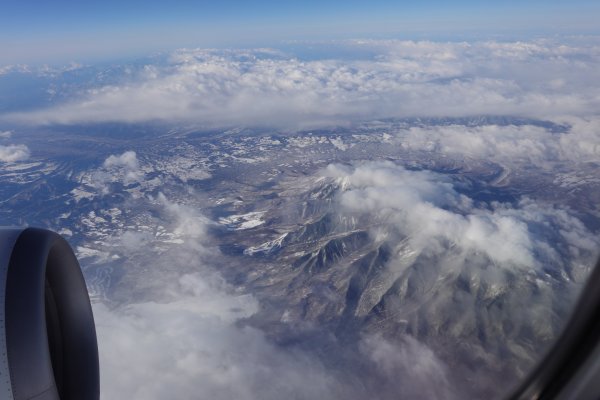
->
[79,157,600,400]
[103,150,139,170]
[319,161,599,396]
[92,151,144,192]
[102,151,142,182]
[3,39,600,129]
[0,144,30,162]
[0,130,11,138]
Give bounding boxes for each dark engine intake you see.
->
[0,227,99,400]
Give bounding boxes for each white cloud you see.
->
[95,274,355,400]
[103,150,139,171]
[0,144,30,162]
[3,39,600,129]
[103,150,141,181]
[314,161,599,396]
[324,161,599,273]
[93,151,144,192]
[0,130,12,138]
[393,119,600,166]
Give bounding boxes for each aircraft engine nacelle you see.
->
[0,227,99,400]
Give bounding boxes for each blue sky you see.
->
[1,0,599,65]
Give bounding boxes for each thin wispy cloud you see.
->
[94,192,361,400]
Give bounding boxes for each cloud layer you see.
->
[3,39,600,128]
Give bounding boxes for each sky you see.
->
[1,0,600,65]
